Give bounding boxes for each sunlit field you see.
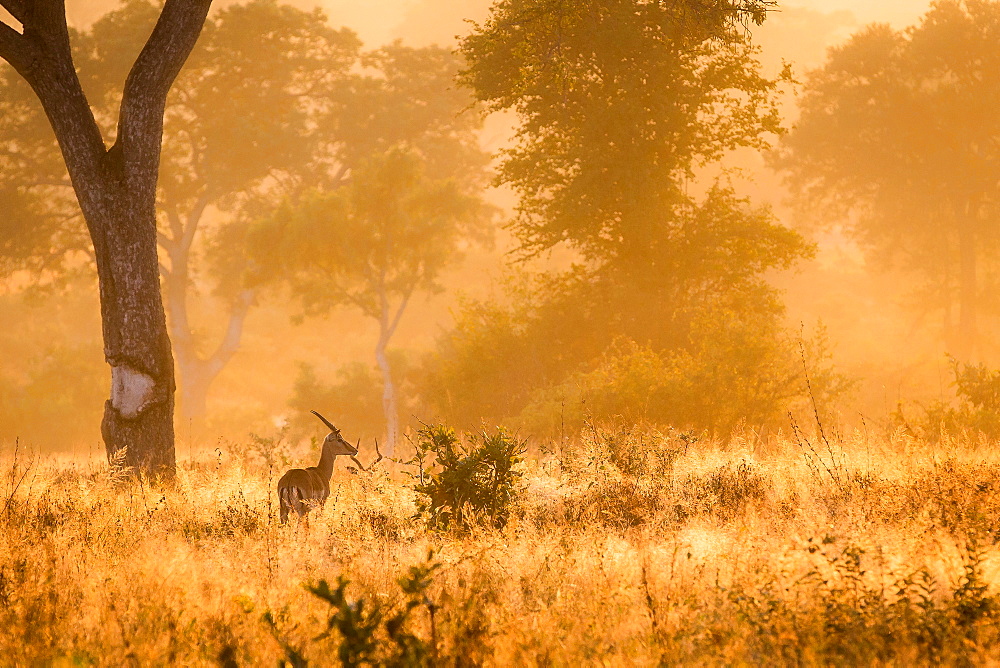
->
[5,424,1000,666]
[6,0,1000,665]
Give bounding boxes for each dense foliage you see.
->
[460,0,784,264]
[897,356,1000,441]
[775,0,1000,359]
[422,0,824,433]
[408,423,526,531]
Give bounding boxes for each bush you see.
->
[424,271,850,436]
[264,556,441,667]
[896,356,1000,440]
[408,423,526,531]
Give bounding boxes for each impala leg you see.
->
[279,487,309,524]
[279,488,290,524]
[293,493,309,518]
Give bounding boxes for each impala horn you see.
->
[310,410,337,432]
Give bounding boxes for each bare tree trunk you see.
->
[375,333,399,456]
[373,281,412,457]
[162,222,255,423]
[93,187,176,475]
[0,0,213,478]
[176,291,254,422]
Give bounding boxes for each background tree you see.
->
[460,0,780,267]
[320,41,489,183]
[774,0,1000,360]
[0,5,492,430]
[0,0,212,475]
[244,42,491,452]
[250,148,492,453]
[0,0,361,424]
[156,1,357,422]
[425,0,826,433]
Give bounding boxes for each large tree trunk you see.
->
[91,182,176,476]
[0,0,213,477]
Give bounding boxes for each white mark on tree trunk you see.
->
[111,365,156,419]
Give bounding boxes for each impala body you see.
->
[278,410,358,523]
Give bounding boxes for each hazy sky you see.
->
[790,0,931,25]
[313,0,937,50]
[45,1,939,55]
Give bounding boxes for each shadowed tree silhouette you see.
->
[0,0,212,476]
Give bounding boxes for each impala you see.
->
[278,410,359,523]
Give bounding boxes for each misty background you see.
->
[1,0,984,455]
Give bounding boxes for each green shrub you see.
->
[263,557,441,667]
[896,356,1000,441]
[409,424,526,531]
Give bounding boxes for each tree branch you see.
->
[117,0,212,180]
[384,284,415,343]
[164,206,183,245]
[180,191,211,253]
[0,17,32,74]
[205,289,255,376]
[8,2,106,207]
[156,229,173,250]
[0,0,26,24]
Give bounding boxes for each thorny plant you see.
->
[408,423,526,531]
[789,338,847,493]
[264,552,442,667]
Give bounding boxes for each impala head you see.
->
[311,410,358,456]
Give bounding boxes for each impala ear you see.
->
[310,410,337,432]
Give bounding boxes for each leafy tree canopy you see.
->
[419,0,830,433]
[249,148,492,320]
[0,1,488,425]
[249,144,494,451]
[460,0,786,266]
[773,0,1000,357]
[0,0,360,286]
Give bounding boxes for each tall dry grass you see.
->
[4,424,1000,665]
